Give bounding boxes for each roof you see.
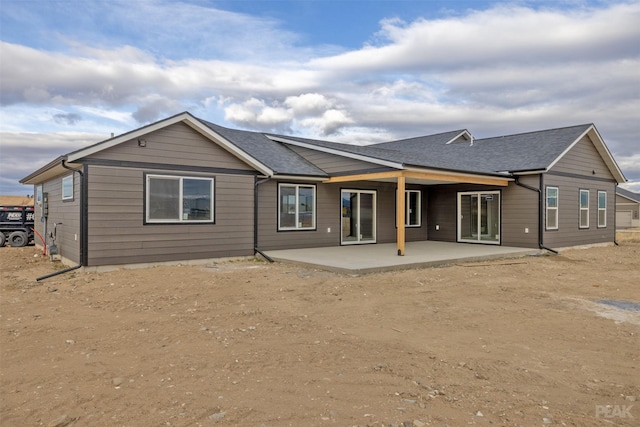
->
[20,111,626,185]
[617,187,640,203]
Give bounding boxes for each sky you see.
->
[1,0,639,196]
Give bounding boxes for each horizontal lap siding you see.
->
[544,135,616,247]
[427,182,538,248]
[542,176,615,247]
[257,180,417,250]
[86,166,255,267]
[501,176,539,248]
[36,173,81,263]
[88,122,254,171]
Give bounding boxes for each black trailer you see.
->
[0,205,35,247]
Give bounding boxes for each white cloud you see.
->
[1,0,639,193]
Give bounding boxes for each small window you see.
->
[579,189,589,229]
[598,191,607,228]
[146,175,214,223]
[35,185,42,205]
[278,183,316,230]
[406,190,421,227]
[62,175,73,200]
[546,187,558,230]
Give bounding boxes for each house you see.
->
[616,187,640,228]
[20,112,626,269]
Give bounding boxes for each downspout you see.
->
[37,159,86,281]
[254,176,274,262]
[514,176,558,255]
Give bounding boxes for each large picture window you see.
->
[405,190,421,227]
[62,175,73,200]
[546,187,558,230]
[278,183,316,230]
[146,175,214,223]
[598,191,607,228]
[579,189,589,229]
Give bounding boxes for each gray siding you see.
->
[427,179,539,249]
[33,172,81,263]
[542,176,616,247]
[287,145,391,174]
[89,122,255,171]
[501,175,539,248]
[86,165,254,266]
[543,134,616,247]
[256,180,427,251]
[551,134,615,180]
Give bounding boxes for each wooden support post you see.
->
[397,175,406,256]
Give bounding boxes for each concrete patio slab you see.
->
[263,241,540,274]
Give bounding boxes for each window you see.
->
[62,175,73,200]
[598,191,607,228]
[579,189,589,228]
[146,175,214,223]
[405,190,421,227]
[278,184,316,230]
[35,185,42,205]
[546,187,558,230]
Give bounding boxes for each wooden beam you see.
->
[397,175,406,256]
[324,169,510,186]
[402,170,510,186]
[324,170,401,183]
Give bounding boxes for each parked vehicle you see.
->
[0,205,35,247]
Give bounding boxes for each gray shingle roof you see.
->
[199,119,327,177]
[272,125,594,176]
[617,187,640,202]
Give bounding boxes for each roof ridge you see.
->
[475,123,593,141]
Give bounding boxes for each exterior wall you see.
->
[543,134,616,247]
[86,165,255,266]
[501,175,540,248]
[82,123,258,266]
[89,122,255,171]
[427,181,539,248]
[33,171,82,264]
[256,180,427,251]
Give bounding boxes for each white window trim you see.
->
[62,175,73,200]
[579,189,589,229]
[278,183,316,231]
[546,187,559,230]
[145,174,214,224]
[405,190,421,227]
[597,190,607,228]
[35,185,42,205]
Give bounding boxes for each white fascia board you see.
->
[445,130,473,144]
[181,118,273,176]
[270,136,403,169]
[67,112,274,176]
[67,112,193,162]
[546,125,626,183]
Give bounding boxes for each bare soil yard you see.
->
[1,235,639,427]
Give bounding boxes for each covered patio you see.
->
[263,241,539,274]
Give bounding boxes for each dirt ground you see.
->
[1,235,639,427]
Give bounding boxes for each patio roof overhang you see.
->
[323,169,512,256]
[323,169,512,187]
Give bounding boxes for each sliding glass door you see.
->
[458,191,500,244]
[341,190,376,244]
